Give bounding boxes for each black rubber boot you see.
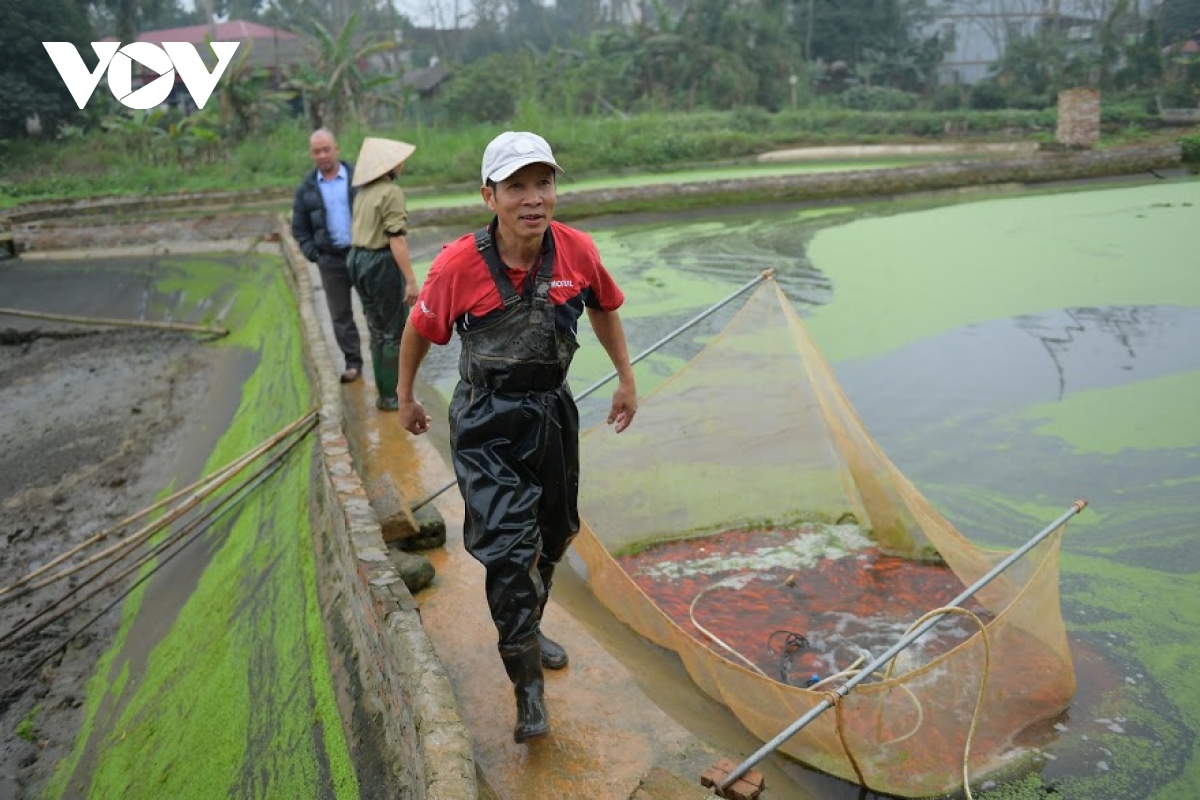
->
[501,643,550,743]
[537,631,568,670]
[536,560,569,669]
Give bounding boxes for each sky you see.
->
[392,0,477,28]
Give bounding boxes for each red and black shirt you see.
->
[410,220,625,346]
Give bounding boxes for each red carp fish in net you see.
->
[576,279,1075,797]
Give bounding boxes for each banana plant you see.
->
[287,12,403,131]
[215,36,296,140]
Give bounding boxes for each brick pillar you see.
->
[1056,88,1101,149]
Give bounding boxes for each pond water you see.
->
[410,175,1200,799]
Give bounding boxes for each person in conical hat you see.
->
[395,131,638,744]
[347,136,419,411]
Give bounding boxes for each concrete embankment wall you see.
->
[2,143,1183,253]
[277,220,477,800]
[538,143,1185,221]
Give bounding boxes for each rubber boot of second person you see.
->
[536,559,569,670]
[500,639,550,743]
[373,341,401,411]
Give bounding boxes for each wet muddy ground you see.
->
[0,327,218,799]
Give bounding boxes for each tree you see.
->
[87,0,174,42]
[0,0,93,138]
[217,37,296,138]
[1160,0,1200,45]
[286,12,402,131]
[215,0,268,22]
[434,52,524,122]
[805,0,932,64]
[408,0,945,116]
[989,31,1070,97]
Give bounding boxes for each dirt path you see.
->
[0,327,219,799]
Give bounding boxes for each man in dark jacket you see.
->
[292,128,363,383]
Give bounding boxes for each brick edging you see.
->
[277,216,477,800]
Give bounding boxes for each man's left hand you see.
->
[607,384,638,433]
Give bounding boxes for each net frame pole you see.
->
[573,268,776,399]
[715,499,1088,794]
[410,268,776,512]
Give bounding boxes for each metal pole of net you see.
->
[710,499,1089,797]
[410,268,776,512]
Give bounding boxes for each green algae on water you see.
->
[1018,370,1200,455]
[806,180,1200,362]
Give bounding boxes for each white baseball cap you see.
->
[480,131,563,185]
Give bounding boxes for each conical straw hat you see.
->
[352,137,416,187]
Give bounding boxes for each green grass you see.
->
[2,108,1194,208]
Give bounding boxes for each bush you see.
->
[435,55,525,124]
[1182,134,1200,164]
[969,82,1008,110]
[835,85,921,111]
[1004,91,1053,110]
[931,85,966,111]
[729,106,773,133]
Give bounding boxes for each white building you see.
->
[931,0,1164,85]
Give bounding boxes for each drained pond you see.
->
[0,252,356,799]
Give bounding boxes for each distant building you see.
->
[1163,29,1200,56]
[400,62,451,101]
[109,19,305,71]
[930,0,1164,85]
[103,19,305,111]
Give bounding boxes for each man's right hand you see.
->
[399,398,432,436]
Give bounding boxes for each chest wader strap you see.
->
[473,226,557,316]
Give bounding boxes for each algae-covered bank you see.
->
[0,253,356,799]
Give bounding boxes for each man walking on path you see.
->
[396,131,638,744]
[292,129,364,384]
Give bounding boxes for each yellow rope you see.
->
[688,575,771,677]
[687,573,994,799]
[883,606,993,800]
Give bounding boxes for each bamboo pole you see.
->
[410,269,776,512]
[712,500,1089,796]
[18,451,289,680]
[1,423,307,653]
[0,307,229,337]
[0,410,318,602]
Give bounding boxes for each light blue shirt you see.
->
[317,164,352,248]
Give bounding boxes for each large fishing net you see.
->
[575,279,1076,797]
